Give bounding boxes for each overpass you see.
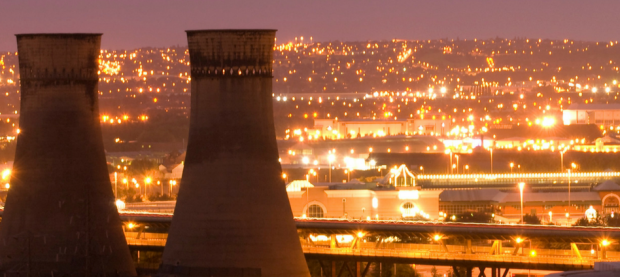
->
[116,211,620,276]
[1,209,618,276]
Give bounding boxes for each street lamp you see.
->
[567,169,571,215]
[419,166,424,174]
[328,153,335,182]
[548,211,553,223]
[510,162,514,174]
[560,148,568,172]
[455,154,459,174]
[490,148,494,173]
[114,172,118,199]
[145,177,152,195]
[519,182,525,224]
[465,164,469,174]
[169,180,177,195]
[445,150,453,174]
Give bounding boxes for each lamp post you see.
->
[446,150,453,174]
[169,179,177,195]
[328,154,335,182]
[455,154,459,174]
[567,169,571,216]
[510,162,514,174]
[519,182,525,224]
[114,172,118,199]
[309,169,318,183]
[144,177,152,197]
[465,165,469,174]
[549,211,553,223]
[419,166,424,174]
[490,148,494,174]
[560,148,568,172]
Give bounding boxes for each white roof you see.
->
[286,180,314,192]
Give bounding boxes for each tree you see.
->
[520,213,541,225]
[451,212,494,223]
[128,159,159,176]
[606,214,620,227]
[573,215,605,227]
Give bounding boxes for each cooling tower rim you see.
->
[185,29,277,34]
[15,33,102,37]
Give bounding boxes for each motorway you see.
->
[124,231,603,271]
[1,208,619,271]
[118,212,620,271]
[118,211,620,243]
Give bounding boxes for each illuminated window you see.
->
[308,204,324,218]
[401,202,417,218]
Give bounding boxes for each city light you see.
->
[601,239,610,247]
[1,169,10,180]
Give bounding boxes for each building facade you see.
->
[563,103,620,127]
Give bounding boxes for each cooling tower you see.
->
[0,34,136,276]
[159,30,310,277]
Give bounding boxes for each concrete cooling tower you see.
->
[158,30,310,277]
[0,34,136,276]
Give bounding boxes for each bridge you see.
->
[0,208,618,276]
[117,211,620,277]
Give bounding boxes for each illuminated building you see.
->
[563,104,620,127]
[594,180,620,214]
[314,117,451,139]
[0,34,135,276]
[160,30,310,277]
[314,118,416,138]
[286,173,440,220]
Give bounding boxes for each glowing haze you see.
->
[1,0,620,50]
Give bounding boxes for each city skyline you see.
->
[3,2,620,276]
[1,0,620,51]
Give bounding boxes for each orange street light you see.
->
[519,182,525,223]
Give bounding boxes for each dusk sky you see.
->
[1,0,620,51]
